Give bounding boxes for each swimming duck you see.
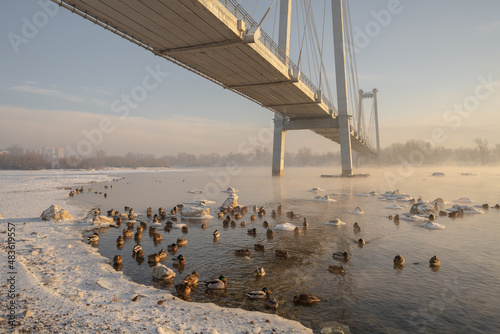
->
[157,249,167,261]
[357,238,365,245]
[234,213,242,220]
[250,215,256,221]
[253,205,258,212]
[204,276,227,289]
[247,228,257,235]
[126,221,135,228]
[332,251,350,262]
[136,225,144,234]
[394,254,405,265]
[275,249,288,258]
[235,249,250,256]
[167,243,178,252]
[254,267,265,276]
[271,210,277,218]
[266,229,274,238]
[254,244,265,251]
[246,287,271,299]
[201,224,208,230]
[328,265,345,274]
[116,235,124,245]
[87,233,99,243]
[303,218,308,227]
[263,221,269,228]
[393,214,400,222]
[294,227,301,235]
[135,249,145,259]
[132,244,142,256]
[240,221,247,227]
[134,232,142,241]
[148,253,160,264]
[213,230,220,238]
[181,226,189,233]
[175,283,191,297]
[287,211,300,218]
[353,222,361,231]
[113,255,123,265]
[153,233,162,242]
[182,271,199,286]
[293,294,319,304]
[172,254,185,265]
[266,295,279,309]
[149,226,157,234]
[176,238,187,246]
[429,255,440,267]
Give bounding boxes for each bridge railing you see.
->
[220,0,336,113]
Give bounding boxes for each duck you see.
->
[293,294,319,304]
[217,212,224,219]
[332,251,350,262]
[263,221,269,228]
[234,213,242,220]
[134,232,142,241]
[393,214,400,222]
[175,283,191,297]
[148,226,157,234]
[266,295,279,309]
[204,276,227,289]
[271,210,277,218]
[181,226,189,233]
[250,215,256,221]
[254,244,265,251]
[254,267,265,276]
[213,230,220,238]
[246,287,271,299]
[136,225,144,234]
[157,249,167,261]
[176,238,187,246]
[429,255,440,267]
[132,244,142,256]
[303,218,308,227]
[201,224,208,230]
[123,229,133,238]
[116,235,124,245]
[353,222,361,231]
[235,249,250,256]
[167,243,178,252]
[266,229,274,238]
[394,254,405,265]
[135,249,145,259]
[247,228,257,235]
[153,233,162,242]
[240,221,247,227]
[328,265,345,274]
[357,238,365,245]
[182,271,199,286]
[113,255,123,265]
[294,227,301,235]
[172,254,185,265]
[148,253,160,264]
[87,233,99,243]
[275,249,288,258]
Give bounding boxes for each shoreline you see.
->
[0,169,312,333]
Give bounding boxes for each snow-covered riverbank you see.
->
[0,170,312,334]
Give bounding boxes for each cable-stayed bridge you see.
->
[53,0,380,176]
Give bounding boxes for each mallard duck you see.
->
[266,295,279,309]
[246,287,271,299]
[132,243,142,255]
[250,215,256,221]
[248,228,257,235]
[287,211,300,218]
[167,243,178,252]
[254,267,265,276]
[332,251,350,262]
[113,255,123,265]
[213,230,220,238]
[303,218,308,227]
[176,238,187,246]
[148,253,160,264]
[240,221,247,227]
[116,235,124,245]
[393,214,400,222]
[134,232,142,241]
[271,210,277,218]
[116,217,122,224]
[254,244,265,251]
[182,271,199,286]
[429,255,440,267]
[353,222,361,230]
[128,213,134,220]
[201,223,208,230]
[181,226,189,233]
[263,221,269,228]
[135,250,145,259]
[149,226,157,234]
[230,220,236,227]
[153,233,162,242]
[223,220,230,227]
[126,221,135,228]
[136,225,144,233]
[157,249,167,261]
[107,209,114,217]
[294,227,301,235]
[394,254,405,265]
[235,249,250,256]
[175,283,191,296]
[204,276,227,289]
[266,229,274,238]
[275,250,288,258]
[253,205,258,212]
[124,206,130,212]
[293,294,319,304]
[87,233,99,243]
[234,213,242,220]
[217,212,224,219]
[172,254,185,265]
[357,238,365,245]
[140,221,148,228]
[328,265,345,274]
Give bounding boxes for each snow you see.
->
[0,170,312,333]
[274,223,298,231]
[419,221,446,230]
[385,205,406,210]
[308,187,325,192]
[313,195,336,202]
[347,207,364,214]
[453,197,475,203]
[447,204,483,214]
[399,214,428,222]
[325,218,346,226]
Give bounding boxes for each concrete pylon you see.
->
[272,0,292,176]
[332,0,353,176]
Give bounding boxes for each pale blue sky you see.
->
[1,0,499,156]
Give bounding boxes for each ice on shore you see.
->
[325,218,346,226]
[448,204,483,214]
[41,204,73,221]
[275,223,298,231]
[308,187,325,192]
[420,221,446,230]
[348,207,364,214]
[313,195,336,202]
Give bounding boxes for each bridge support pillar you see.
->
[332,0,353,176]
[272,115,285,176]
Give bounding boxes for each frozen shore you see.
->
[0,170,312,334]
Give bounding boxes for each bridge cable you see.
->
[257,0,277,28]
[297,0,313,67]
[252,0,261,18]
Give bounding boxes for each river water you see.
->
[73,166,500,333]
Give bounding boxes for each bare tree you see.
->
[474,138,489,165]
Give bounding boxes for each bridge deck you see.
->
[58,0,374,154]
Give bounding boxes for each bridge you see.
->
[53,0,380,176]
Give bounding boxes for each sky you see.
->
[1,0,499,157]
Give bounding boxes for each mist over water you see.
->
[75,166,500,333]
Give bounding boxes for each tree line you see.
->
[1,139,499,170]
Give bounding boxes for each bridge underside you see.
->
[55,0,375,155]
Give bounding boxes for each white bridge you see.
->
[53,0,380,175]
